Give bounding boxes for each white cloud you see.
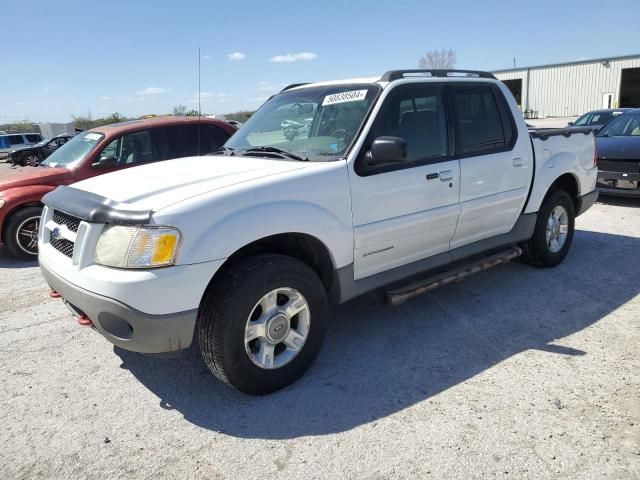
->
[269,52,317,63]
[101,96,111,101]
[188,92,233,105]
[256,81,284,92]
[228,52,246,61]
[42,85,62,94]
[202,55,211,60]
[17,102,29,106]
[136,86,170,95]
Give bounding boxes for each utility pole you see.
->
[513,57,516,69]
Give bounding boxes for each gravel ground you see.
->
[0,187,639,479]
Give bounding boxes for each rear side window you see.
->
[0,137,6,148]
[8,135,24,145]
[163,125,199,159]
[26,134,42,142]
[200,125,230,153]
[452,85,514,155]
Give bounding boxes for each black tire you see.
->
[520,189,575,267]
[24,152,40,166]
[5,206,43,260]
[198,254,329,395]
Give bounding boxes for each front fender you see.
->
[0,185,55,241]
[175,200,354,268]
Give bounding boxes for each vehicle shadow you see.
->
[597,193,640,208]
[0,246,37,269]
[115,229,640,439]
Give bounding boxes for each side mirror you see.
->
[567,122,574,126]
[366,136,407,166]
[94,155,118,168]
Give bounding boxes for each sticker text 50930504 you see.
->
[322,90,368,106]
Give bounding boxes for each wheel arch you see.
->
[1,201,43,243]
[203,232,339,303]
[526,171,581,215]
[545,173,580,212]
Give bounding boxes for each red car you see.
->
[0,116,236,259]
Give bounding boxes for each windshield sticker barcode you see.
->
[322,90,368,106]
[84,133,102,141]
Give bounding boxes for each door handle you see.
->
[439,170,454,181]
[513,157,523,167]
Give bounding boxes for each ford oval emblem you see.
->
[50,227,61,241]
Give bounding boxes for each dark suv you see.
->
[8,134,76,166]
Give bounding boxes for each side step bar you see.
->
[386,246,522,306]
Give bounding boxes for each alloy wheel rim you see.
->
[546,205,569,253]
[244,287,310,370]
[16,216,40,255]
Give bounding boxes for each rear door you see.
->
[349,83,460,280]
[449,83,532,249]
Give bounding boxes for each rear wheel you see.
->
[521,189,575,267]
[197,254,328,394]
[5,206,43,260]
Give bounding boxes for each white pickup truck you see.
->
[38,70,598,394]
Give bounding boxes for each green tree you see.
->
[173,104,187,116]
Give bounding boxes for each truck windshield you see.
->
[597,113,640,137]
[42,131,104,168]
[224,84,381,161]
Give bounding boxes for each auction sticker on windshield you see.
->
[322,90,368,106]
[85,133,102,141]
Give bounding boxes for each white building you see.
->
[493,54,640,118]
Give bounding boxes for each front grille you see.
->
[52,210,81,233]
[50,237,74,258]
[597,159,640,174]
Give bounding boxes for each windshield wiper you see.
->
[242,146,308,162]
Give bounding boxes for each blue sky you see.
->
[2,0,639,122]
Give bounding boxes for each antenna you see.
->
[197,46,202,155]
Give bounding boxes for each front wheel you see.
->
[521,189,575,267]
[197,254,328,394]
[5,206,43,260]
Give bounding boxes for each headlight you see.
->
[94,225,181,268]
[0,199,5,209]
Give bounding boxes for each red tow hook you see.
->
[78,315,93,326]
[49,289,62,299]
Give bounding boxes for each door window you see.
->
[93,130,154,167]
[452,85,514,155]
[8,135,24,145]
[26,134,42,143]
[366,85,448,168]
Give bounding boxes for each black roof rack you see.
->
[380,69,497,82]
[280,83,310,92]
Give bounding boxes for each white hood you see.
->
[71,155,307,211]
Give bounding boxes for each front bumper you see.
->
[40,261,198,354]
[597,171,640,197]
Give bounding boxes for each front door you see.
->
[449,83,532,249]
[349,83,460,280]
